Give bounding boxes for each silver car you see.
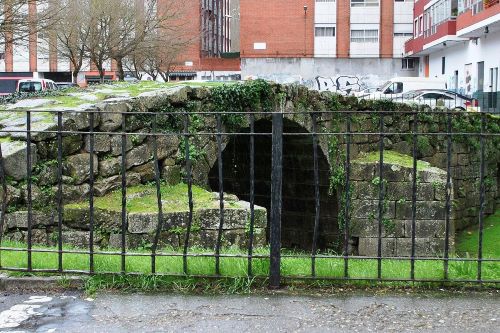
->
[401,89,479,111]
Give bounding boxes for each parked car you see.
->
[401,89,479,111]
[357,77,447,100]
[17,79,58,93]
[55,82,79,89]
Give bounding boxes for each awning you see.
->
[169,72,196,77]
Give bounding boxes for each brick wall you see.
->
[337,0,351,58]
[240,0,315,58]
[380,0,394,58]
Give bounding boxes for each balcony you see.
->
[405,19,466,56]
[457,0,500,37]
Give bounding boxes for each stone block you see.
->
[110,135,134,156]
[6,211,53,229]
[358,238,396,257]
[99,103,130,132]
[396,201,447,220]
[131,161,156,183]
[147,135,180,160]
[36,135,83,160]
[396,238,447,257]
[51,183,90,203]
[99,157,121,178]
[161,165,181,186]
[128,212,158,234]
[404,220,446,238]
[63,207,122,231]
[188,228,266,249]
[94,173,141,197]
[84,134,111,153]
[63,110,100,131]
[125,144,151,169]
[350,163,375,181]
[64,153,98,184]
[350,218,405,238]
[351,200,395,219]
[1,141,38,180]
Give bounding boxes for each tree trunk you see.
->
[116,57,125,81]
[72,70,79,84]
[98,67,105,83]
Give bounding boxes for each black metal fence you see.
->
[0,108,499,288]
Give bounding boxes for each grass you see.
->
[65,183,222,213]
[1,207,499,292]
[456,209,500,258]
[354,151,434,171]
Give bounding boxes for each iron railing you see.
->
[0,108,498,288]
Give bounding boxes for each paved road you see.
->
[0,290,499,332]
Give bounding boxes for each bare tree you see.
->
[45,0,90,83]
[106,0,192,81]
[1,0,60,47]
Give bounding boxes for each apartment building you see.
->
[240,0,418,91]
[405,0,500,110]
[0,0,240,95]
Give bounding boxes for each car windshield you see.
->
[19,82,42,93]
[378,81,391,92]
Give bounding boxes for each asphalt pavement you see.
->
[0,290,499,332]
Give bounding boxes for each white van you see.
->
[358,77,447,100]
[17,79,58,93]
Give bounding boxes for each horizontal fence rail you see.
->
[0,108,498,288]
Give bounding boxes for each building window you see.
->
[402,58,416,70]
[442,57,446,74]
[351,0,379,7]
[351,29,379,43]
[316,0,335,2]
[315,26,336,37]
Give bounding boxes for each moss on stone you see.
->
[353,151,431,171]
[65,183,223,213]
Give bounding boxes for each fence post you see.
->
[270,111,284,289]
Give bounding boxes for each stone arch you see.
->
[208,117,340,251]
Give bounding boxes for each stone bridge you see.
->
[0,83,498,256]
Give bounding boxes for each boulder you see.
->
[125,144,151,169]
[64,153,99,184]
[94,173,141,197]
[5,211,53,229]
[161,165,181,185]
[131,161,156,182]
[1,141,38,180]
[84,134,111,153]
[99,157,121,178]
[110,135,134,156]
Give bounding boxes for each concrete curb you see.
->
[0,274,84,291]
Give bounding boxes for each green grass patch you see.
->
[354,151,433,171]
[2,209,499,292]
[65,183,218,213]
[456,209,500,258]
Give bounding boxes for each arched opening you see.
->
[208,118,340,251]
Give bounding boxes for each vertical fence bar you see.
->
[26,110,33,272]
[311,113,321,277]
[444,113,453,280]
[183,114,194,275]
[477,112,486,282]
[120,113,127,274]
[377,113,385,280]
[247,113,256,277]
[343,114,352,279]
[88,111,95,274]
[215,114,224,275]
[56,112,63,272]
[151,113,165,274]
[0,143,7,268]
[270,111,284,288]
[411,112,418,280]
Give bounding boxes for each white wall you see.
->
[350,23,380,58]
[314,0,337,57]
[394,0,414,57]
[428,32,500,95]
